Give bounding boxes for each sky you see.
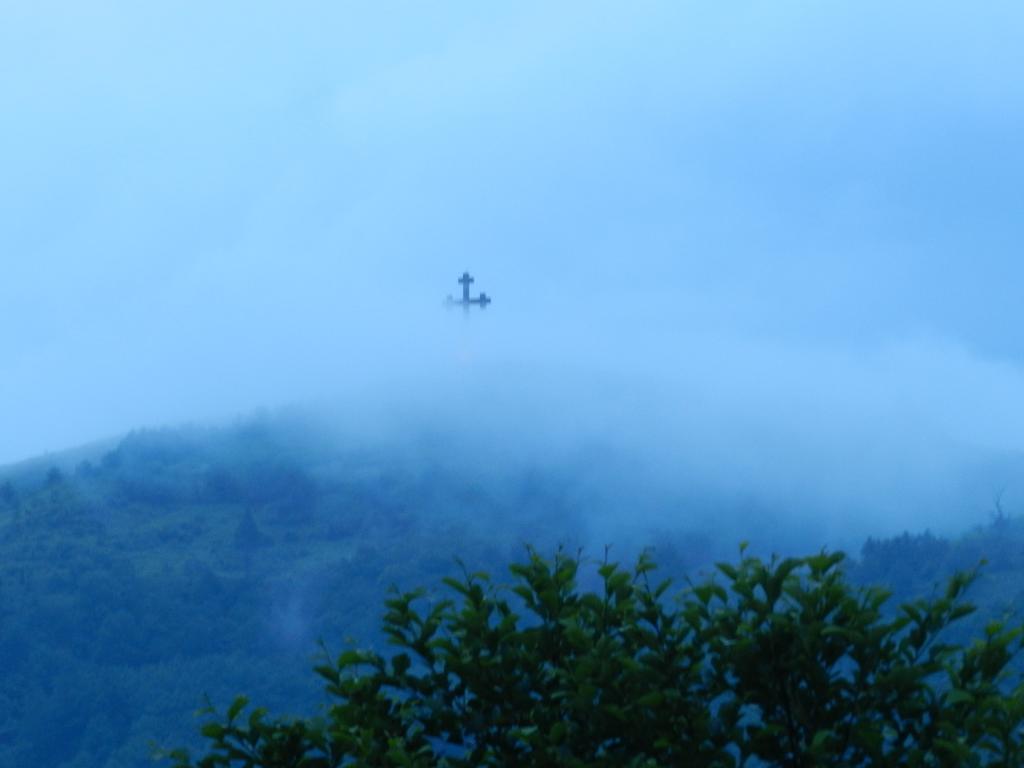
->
[2,1,1023,541]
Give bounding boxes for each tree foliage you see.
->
[169,548,1024,767]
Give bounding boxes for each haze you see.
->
[3,1,1023,545]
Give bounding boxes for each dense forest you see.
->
[1,417,1023,767]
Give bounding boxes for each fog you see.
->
[3,1,1024,545]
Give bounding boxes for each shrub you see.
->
[168,548,1024,767]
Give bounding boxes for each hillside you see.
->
[0,417,597,767]
[1,417,1022,767]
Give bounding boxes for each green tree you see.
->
[168,548,1024,767]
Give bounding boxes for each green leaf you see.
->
[226,695,248,722]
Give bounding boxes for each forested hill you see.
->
[1,418,1022,767]
[0,418,595,768]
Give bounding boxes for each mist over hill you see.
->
[9,399,1021,559]
[4,1,1024,537]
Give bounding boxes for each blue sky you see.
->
[2,2,1023,538]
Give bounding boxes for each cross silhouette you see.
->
[447,272,492,310]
